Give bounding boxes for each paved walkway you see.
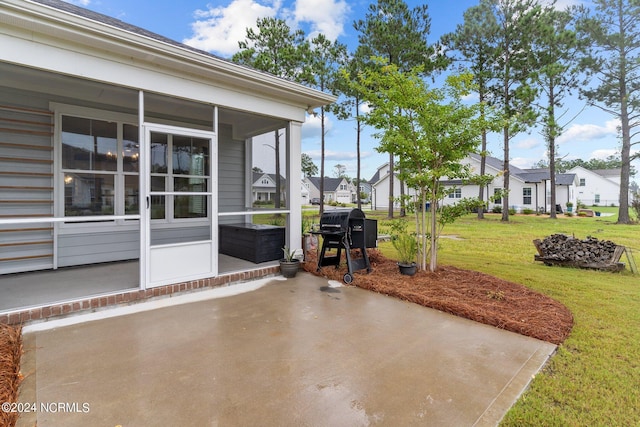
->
[18,273,556,426]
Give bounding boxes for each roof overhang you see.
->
[0,0,336,123]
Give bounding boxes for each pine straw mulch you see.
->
[303,249,573,345]
[0,324,23,427]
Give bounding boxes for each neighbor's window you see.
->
[448,188,462,199]
[595,194,600,204]
[579,178,586,186]
[340,184,347,190]
[61,116,139,217]
[493,188,502,204]
[523,187,532,205]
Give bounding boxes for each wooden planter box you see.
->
[219,223,285,263]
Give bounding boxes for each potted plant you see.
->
[279,247,300,278]
[566,202,573,213]
[390,220,418,276]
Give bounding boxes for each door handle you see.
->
[146,196,150,209]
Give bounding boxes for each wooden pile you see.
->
[533,234,625,271]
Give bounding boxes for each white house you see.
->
[369,163,418,210]
[0,0,334,320]
[304,177,353,204]
[568,166,625,206]
[440,154,579,213]
[370,154,580,213]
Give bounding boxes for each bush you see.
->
[492,206,502,214]
[508,208,516,215]
[522,208,534,215]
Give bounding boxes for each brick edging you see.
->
[0,266,281,326]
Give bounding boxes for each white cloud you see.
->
[304,150,372,161]
[557,119,619,144]
[515,137,541,150]
[590,148,619,160]
[511,157,537,169]
[183,0,280,56]
[183,0,349,56]
[302,113,333,140]
[289,0,350,41]
[540,0,584,10]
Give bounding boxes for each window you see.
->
[579,178,586,186]
[448,188,462,199]
[523,187,532,205]
[493,188,502,204]
[595,194,600,204]
[261,178,270,185]
[61,116,139,217]
[340,184,347,190]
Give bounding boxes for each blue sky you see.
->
[67,0,633,182]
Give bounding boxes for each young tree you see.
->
[301,153,318,177]
[442,0,498,219]
[532,5,583,219]
[356,61,485,272]
[487,0,542,222]
[232,18,312,209]
[353,0,446,218]
[308,34,348,215]
[577,0,640,224]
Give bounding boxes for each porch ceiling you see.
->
[0,62,286,138]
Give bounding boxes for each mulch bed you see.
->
[0,324,23,427]
[303,249,573,345]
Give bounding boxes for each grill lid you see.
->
[319,208,366,231]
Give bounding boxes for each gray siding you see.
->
[1,85,247,273]
[218,124,246,225]
[0,87,54,273]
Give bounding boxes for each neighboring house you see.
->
[568,166,625,206]
[0,0,334,316]
[354,181,372,204]
[370,154,579,213]
[251,172,286,203]
[440,154,578,213]
[369,163,416,210]
[304,177,353,204]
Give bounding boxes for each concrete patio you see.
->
[18,273,556,426]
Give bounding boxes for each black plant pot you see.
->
[397,262,417,276]
[279,259,300,278]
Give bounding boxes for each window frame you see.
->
[523,187,532,205]
[54,104,140,230]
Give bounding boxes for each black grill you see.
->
[313,208,374,283]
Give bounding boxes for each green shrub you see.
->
[492,206,502,214]
[522,208,534,215]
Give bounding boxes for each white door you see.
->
[142,123,217,288]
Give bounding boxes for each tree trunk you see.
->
[478,131,487,219]
[388,152,394,218]
[501,125,510,222]
[356,104,362,210]
[549,84,557,219]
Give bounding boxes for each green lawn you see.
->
[366,209,639,426]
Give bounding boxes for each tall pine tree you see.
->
[353,0,446,218]
[578,0,640,224]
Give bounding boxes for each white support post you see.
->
[138,90,148,290]
[287,121,303,258]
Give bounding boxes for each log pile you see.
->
[533,234,625,271]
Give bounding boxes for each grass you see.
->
[370,209,639,426]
